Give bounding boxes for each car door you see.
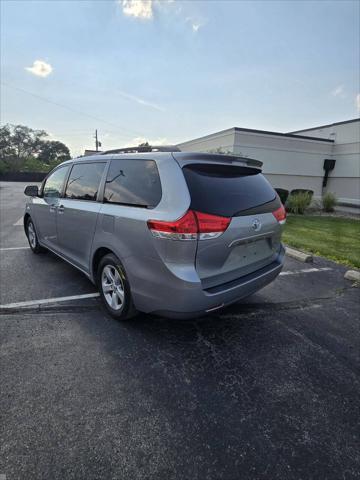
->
[31,164,70,251]
[56,161,107,272]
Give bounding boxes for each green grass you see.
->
[283,215,360,268]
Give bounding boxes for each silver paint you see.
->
[24,151,285,318]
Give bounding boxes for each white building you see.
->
[178,118,360,207]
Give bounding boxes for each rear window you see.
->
[104,159,161,208]
[183,164,276,217]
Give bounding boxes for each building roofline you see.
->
[289,118,359,134]
[178,126,334,145]
[177,127,235,146]
[233,127,334,143]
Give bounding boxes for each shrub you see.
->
[21,157,45,172]
[286,191,312,214]
[21,156,56,172]
[275,188,289,204]
[291,189,314,200]
[322,192,337,212]
[0,159,10,174]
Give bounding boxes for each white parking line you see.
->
[0,292,100,309]
[13,217,23,226]
[280,267,332,276]
[0,246,30,251]
[0,267,333,310]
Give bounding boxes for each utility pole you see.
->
[94,129,102,152]
[95,129,99,151]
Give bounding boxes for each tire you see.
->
[26,217,46,254]
[97,253,137,320]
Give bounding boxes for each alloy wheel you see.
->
[101,265,125,311]
[27,221,37,249]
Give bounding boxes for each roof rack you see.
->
[101,145,181,155]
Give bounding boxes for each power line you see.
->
[1,82,142,137]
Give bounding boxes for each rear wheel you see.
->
[26,217,46,254]
[97,253,137,320]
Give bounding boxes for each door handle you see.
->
[58,205,65,214]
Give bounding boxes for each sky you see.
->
[1,0,359,156]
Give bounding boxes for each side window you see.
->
[65,162,106,201]
[43,166,69,198]
[104,159,162,208]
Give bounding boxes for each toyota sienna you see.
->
[24,147,286,320]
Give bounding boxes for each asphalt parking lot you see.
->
[1,181,359,480]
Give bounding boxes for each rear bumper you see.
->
[156,252,284,318]
[126,246,285,319]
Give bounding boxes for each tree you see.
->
[0,124,13,157]
[0,124,70,171]
[38,140,70,164]
[11,125,47,160]
[137,141,151,152]
[209,147,233,155]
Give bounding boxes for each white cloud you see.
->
[121,0,153,20]
[118,89,165,112]
[185,16,204,33]
[331,85,344,97]
[25,60,53,78]
[120,0,205,32]
[118,137,170,148]
[104,136,169,151]
[127,136,168,146]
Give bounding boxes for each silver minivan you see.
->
[24,147,286,320]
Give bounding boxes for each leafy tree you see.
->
[38,140,70,164]
[11,125,47,160]
[208,147,233,155]
[137,141,151,152]
[0,124,70,172]
[0,124,13,157]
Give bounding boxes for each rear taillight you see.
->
[147,210,198,240]
[147,210,230,241]
[272,204,286,225]
[195,211,231,239]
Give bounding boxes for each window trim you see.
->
[102,158,162,209]
[41,163,71,199]
[64,161,108,203]
[97,160,111,203]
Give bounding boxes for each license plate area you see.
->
[242,238,272,262]
[229,230,274,249]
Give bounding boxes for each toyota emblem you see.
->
[251,218,261,231]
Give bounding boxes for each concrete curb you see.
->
[285,247,313,263]
[344,270,360,283]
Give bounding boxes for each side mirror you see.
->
[24,185,39,197]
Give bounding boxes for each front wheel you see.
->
[97,253,137,320]
[26,217,46,254]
